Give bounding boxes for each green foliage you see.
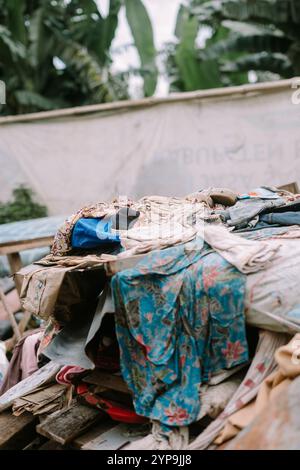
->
[0,0,157,115]
[0,186,48,224]
[166,0,299,92]
[125,0,158,96]
[175,12,221,90]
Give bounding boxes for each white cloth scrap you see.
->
[124,421,189,451]
[202,224,280,273]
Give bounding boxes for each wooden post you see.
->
[0,287,21,341]
[7,252,23,293]
[6,252,31,349]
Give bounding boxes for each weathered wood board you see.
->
[36,402,104,445]
[83,371,130,395]
[82,423,140,450]
[0,410,37,449]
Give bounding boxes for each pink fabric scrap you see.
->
[21,331,43,380]
[56,365,86,385]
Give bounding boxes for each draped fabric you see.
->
[111,238,248,426]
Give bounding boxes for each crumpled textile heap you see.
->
[202,224,281,274]
[226,198,285,228]
[21,187,293,329]
[111,237,248,427]
[198,373,243,421]
[217,186,293,230]
[13,186,300,447]
[51,196,209,257]
[49,186,298,259]
[214,333,300,446]
[51,200,129,256]
[215,186,299,230]
[188,330,290,450]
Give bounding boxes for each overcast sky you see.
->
[97,0,183,96]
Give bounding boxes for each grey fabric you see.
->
[110,207,140,230]
[261,200,300,215]
[260,211,300,227]
[227,198,285,229]
[235,206,300,232]
[43,300,98,369]
[43,286,115,369]
[215,186,287,229]
[235,226,294,238]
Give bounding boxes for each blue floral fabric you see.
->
[111,238,248,427]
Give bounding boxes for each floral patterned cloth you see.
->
[111,238,248,427]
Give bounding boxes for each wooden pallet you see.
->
[0,400,149,450]
[0,363,150,450]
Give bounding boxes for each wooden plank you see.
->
[0,78,294,126]
[5,335,18,352]
[0,286,20,315]
[5,316,34,354]
[23,436,47,450]
[0,237,53,254]
[17,311,32,336]
[72,419,115,449]
[81,423,139,450]
[83,371,130,395]
[7,252,22,275]
[38,440,65,450]
[0,410,37,449]
[7,252,23,293]
[0,216,65,247]
[36,403,104,445]
[0,361,61,412]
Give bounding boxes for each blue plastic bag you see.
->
[71,218,120,249]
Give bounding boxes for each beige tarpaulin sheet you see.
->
[0,79,299,215]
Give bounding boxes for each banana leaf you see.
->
[125,0,158,96]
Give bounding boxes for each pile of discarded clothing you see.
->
[1,185,300,450]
